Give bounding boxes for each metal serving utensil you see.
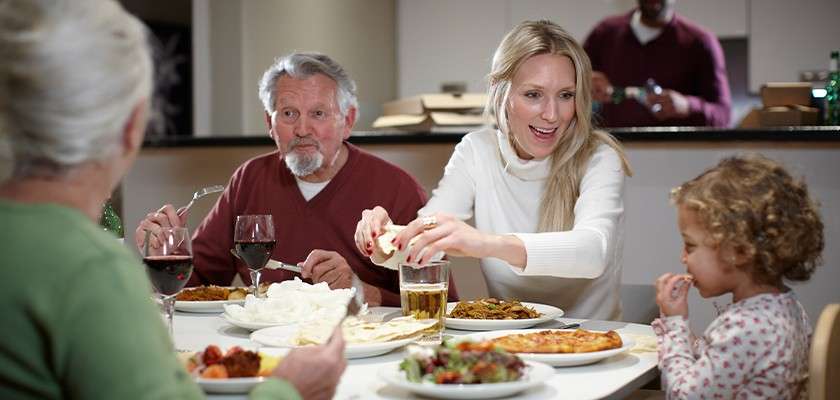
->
[346,275,365,318]
[228,249,301,274]
[177,185,225,217]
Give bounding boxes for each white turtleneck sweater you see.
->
[419,128,626,319]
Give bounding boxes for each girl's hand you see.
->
[354,206,392,258]
[655,273,692,318]
[395,213,491,265]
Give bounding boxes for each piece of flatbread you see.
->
[294,316,437,345]
[372,223,443,270]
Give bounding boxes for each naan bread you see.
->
[372,223,443,270]
[294,316,437,345]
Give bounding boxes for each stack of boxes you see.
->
[740,82,818,127]
[372,93,491,132]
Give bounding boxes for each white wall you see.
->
[748,0,840,92]
[123,141,840,330]
[193,0,396,135]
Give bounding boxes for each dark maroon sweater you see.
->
[188,143,458,306]
[584,11,731,127]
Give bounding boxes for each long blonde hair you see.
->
[486,20,632,232]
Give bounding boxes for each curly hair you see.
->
[670,154,823,285]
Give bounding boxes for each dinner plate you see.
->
[444,302,564,331]
[378,360,554,399]
[175,299,245,313]
[221,312,294,331]
[250,324,415,359]
[460,329,635,367]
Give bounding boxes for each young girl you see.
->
[654,154,824,399]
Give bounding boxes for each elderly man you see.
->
[136,52,456,306]
[584,0,731,127]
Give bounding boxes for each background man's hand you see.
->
[647,89,690,120]
[591,71,613,103]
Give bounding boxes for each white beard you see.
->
[285,150,323,177]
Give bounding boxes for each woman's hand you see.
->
[395,213,516,266]
[354,206,392,258]
[655,273,692,318]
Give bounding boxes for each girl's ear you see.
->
[721,243,753,269]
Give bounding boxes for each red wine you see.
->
[143,255,193,296]
[234,240,276,270]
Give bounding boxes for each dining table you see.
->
[173,307,660,400]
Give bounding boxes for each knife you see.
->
[265,259,302,274]
[229,249,302,274]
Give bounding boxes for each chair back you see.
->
[810,303,840,400]
[620,284,659,324]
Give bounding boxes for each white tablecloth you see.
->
[173,307,659,400]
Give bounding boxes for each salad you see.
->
[399,340,526,384]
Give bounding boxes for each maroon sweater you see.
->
[584,11,731,127]
[188,143,458,306]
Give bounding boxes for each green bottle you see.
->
[825,50,839,125]
[100,199,124,238]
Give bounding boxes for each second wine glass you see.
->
[234,214,276,297]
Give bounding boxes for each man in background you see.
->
[584,0,731,127]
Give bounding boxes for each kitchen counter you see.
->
[143,126,840,148]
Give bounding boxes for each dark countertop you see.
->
[142,126,840,148]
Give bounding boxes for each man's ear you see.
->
[341,107,357,140]
[122,99,148,156]
[265,111,273,137]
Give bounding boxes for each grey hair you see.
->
[258,52,358,117]
[0,0,153,178]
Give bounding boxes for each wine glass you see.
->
[142,226,193,339]
[234,215,276,297]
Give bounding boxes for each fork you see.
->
[177,185,225,217]
[346,275,365,318]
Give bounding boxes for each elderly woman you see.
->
[356,20,632,320]
[0,0,343,399]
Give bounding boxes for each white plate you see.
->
[445,302,564,331]
[461,329,635,367]
[250,324,415,359]
[175,299,245,313]
[196,376,266,394]
[221,312,294,331]
[379,360,554,399]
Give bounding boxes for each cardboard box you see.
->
[738,107,761,129]
[760,82,812,108]
[382,93,486,116]
[372,112,490,132]
[758,105,819,126]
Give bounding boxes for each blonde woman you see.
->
[354,20,632,319]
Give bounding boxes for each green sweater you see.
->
[0,201,300,399]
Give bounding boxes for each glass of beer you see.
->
[399,260,449,345]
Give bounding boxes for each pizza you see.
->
[488,329,623,353]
